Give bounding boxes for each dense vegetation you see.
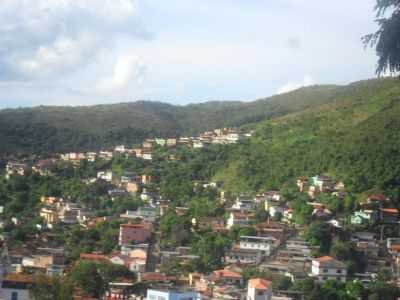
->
[0,84,342,154]
[212,78,400,197]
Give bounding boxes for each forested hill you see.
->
[0,78,397,154]
[212,78,400,196]
[0,84,340,154]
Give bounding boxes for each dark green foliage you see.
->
[306,222,332,254]
[364,0,400,75]
[214,78,400,197]
[30,275,74,300]
[0,85,343,155]
[190,232,231,273]
[62,220,122,260]
[69,260,133,298]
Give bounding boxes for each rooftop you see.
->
[248,278,271,290]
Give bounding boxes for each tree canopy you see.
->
[364,0,400,75]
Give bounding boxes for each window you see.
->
[257,291,264,296]
[323,269,328,273]
[337,270,342,274]
[11,292,18,300]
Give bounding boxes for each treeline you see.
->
[0,79,378,154]
[213,78,400,197]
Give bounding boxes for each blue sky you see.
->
[0,0,380,108]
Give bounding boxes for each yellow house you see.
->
[40,207,59,227]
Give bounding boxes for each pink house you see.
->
[119,223,152,246]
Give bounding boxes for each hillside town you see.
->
[0,126,399,300]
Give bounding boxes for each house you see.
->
[104,281,134,300]
[232,196,255,211]
[40,196,62,206]
[310,175,335,192]
[80,253,109,263]
[108,189,129,199]
[282,209,293,224]
[256,222,287,241]
[285,238,316,256]
[98,151,114,160]
[167,138,177,147]
[310,256,347,283]
[226,211,255,229]
[367,194,387,204]
[380,208,399,224]
[269,206,284,219]
[240,236,275,256]
[142,141,153,149]
[350,210,378,225]
[142,151,153,160]
[146,288,200,300]
[211,269,243,286]
[40,207,59,228]
[247,278,272,300]
[141,174,152,185]
[120,207,158,222]
[114,145,127,153]
[119,223,152,246]
[6,162,28,179]
[0,273,35,300]
[225,246,263,264]
[97,171,114,182]
[297,177,309,192]
[193,140,205,148]
[192,217,225,231]
[58,202,81,224]
[22,248,65,276]
[32,159,56,176]
[140,188,157,202]
[126,182,140,194]
[312,208,332,221]
[86,152,98,162]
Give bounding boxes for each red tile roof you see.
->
[368,194,386,201]
[248,278,271,290]
[212,269,242,279]
[380,208,399,214]
[314,256,333,263]
[80,253,108,262]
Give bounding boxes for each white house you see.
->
[114,145,127,153]
[0,274,34,300]
[247,278,272,300]
[97,171,113,182]
[240,236,274,256]
[310,256,347,283]
[226,212,255,229]
[146,288,201,300]
[232,197,256,211]
[269,206,284,218]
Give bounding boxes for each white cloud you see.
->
[0,0,141,80]
[16,33,97,78]
[95,55,146,95]
[276,76,315,95]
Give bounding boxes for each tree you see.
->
[364,1,400,75]
[306,221,332,254]
[30,275,73,300]
[70,261,106,298]
[190,232,231,272]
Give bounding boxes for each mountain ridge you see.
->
[0,78,395,154]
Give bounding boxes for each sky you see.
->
[0,0,381,108]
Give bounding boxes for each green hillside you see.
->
[0,85,341,154]
[213,78,400,196]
